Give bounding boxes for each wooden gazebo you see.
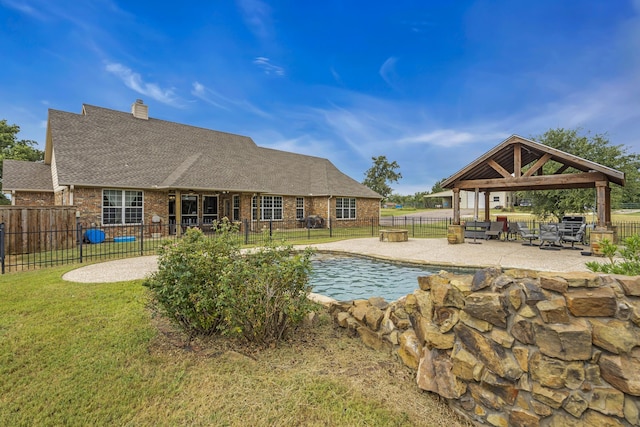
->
[442,135,625,228]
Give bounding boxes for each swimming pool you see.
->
[309,253,474,302]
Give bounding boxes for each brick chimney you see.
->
[131,99,148,120]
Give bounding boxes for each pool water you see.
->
[309,253,456,301]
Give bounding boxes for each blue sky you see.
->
[1,1,639,195]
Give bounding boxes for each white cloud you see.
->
[0,0,46,20]
[191,81,229,110]
[398,129,510,147]
[191,81,272,118]
[330,67,343,85]
[105,62,178,106]
[253,57,285,76]
[379,56,399,88]
[236,0,272,40]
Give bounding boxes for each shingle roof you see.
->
[2,159,53,191]
[23,104,380,198]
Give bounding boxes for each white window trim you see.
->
[232,194,240,222]
[296,197,305,220]
[101,189,144,225]
[259,195,283,221]
[335,197,356,220]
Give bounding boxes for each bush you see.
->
[231,240,316,344]
[586,235,640,276]
[143,222,316,345]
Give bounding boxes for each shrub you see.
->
[143,222,241,340]
[586,234,640,276]
[235,241,316,344]
[143,222,315,345]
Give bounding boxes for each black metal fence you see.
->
[1,216,639,273]
[0,217,454,273]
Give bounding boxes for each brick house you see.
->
[3,101,381,233]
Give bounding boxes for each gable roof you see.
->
[442,134,625,191]
[9,104,380,199]
[2,160,53,191]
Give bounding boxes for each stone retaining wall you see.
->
[328,268,640,426]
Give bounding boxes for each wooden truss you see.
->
[442,135,625,227]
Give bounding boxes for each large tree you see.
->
[362,155,402,200]
[0,120,44,203]
[521,128,640,221]
[430,178,445,194]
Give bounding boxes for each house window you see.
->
[202,195,218,225]
[260,195,283,220]
[336,197,356,219]
[296,197,304,220]
[493,196,500,202]
[181,194,198,226]
[232,195,240,221]
[102,189,143,225]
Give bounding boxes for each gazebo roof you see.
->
[442,135,625,192]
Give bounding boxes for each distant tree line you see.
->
[0,119,44,204]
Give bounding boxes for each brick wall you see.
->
[11,191,55,206]
[73,187,102,226]
[69,188,379,230]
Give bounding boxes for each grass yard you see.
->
[0,266,472,427]
[380,207,432,217]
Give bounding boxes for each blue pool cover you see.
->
[84,229,105,244]
[114,236,136,243]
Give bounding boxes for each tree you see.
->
[362,155,402,200]
[430,179,445,194]
[521,128,640,220]
[0,120,44,204]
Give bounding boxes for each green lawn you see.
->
[380,207,432,217]
[0,266,467,426]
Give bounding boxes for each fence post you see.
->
[140,221,144,256]
[269,219,273,239]
[329,217,332,237]
[77,221,83,264]
[412,217,415,237]
[0,223,5,274]
[243,219,249,244]
[371,217,374,237]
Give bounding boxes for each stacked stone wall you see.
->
[329,268,640,426]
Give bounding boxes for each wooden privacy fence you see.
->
[0,206,77,255]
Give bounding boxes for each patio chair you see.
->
[561,223,587,250]
[485,221,503,240]
[539,223,562,250]
[516,222,538,246]
[505,222,519,241]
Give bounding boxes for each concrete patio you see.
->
[306,237,595,273]
[62,236,598,284]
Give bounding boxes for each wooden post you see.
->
[595,181,609,228]
[175,190,182,237]
[484,191,490,221]
[605,183,611,225]
[473,188,479,220]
